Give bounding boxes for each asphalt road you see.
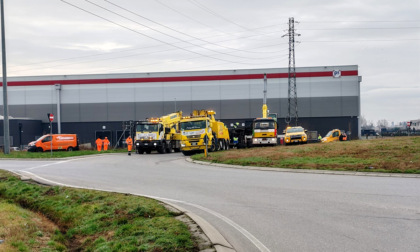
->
[2,153,420,252]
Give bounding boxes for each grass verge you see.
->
[0,170,200,251]
[192,136,420,173]
[0,149,126,159]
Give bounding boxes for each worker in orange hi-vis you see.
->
[95,137,103,151]
[126,136,133,156]
[103,137,110,151]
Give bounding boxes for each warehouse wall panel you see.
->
[341,96,359,116]
[220,99,251,119]
[311,97,342,117]
[26,104,55,121]
[108,103,135,121]
[80,103,107,122]
[134,83,163,102]
[135,101,164,119]
[61,104,80,122]
[8,105,26,118]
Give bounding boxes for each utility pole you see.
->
[282,17,300,126]
[1,0,10,154]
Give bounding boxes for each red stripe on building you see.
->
[2,70,358,87]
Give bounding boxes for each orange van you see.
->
[28,134,79,152]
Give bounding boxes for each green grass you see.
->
[0,149,126,159]
[0,170,198,251]
[193,136,420,173]
[0,199,65,251]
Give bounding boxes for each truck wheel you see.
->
[209,138,216,152]
[166,142,172,153]
[146,150,151,154]
[37,147,43,152]
[67,147,74,151]
[173,148,181,152]
[138,148,144,154]
[182,151,192,156]
[219,140,224,151]
[224,139,229,150]
[158,143,166,154]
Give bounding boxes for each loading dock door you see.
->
[95,130,112,146]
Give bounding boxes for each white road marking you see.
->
[16,167,271,252]
[22,156,103,171]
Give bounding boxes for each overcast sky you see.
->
[2,0,420,125]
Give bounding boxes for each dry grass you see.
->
[194,136,420,173]
[0,200,64,251]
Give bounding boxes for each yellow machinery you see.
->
[180,110,230,156]
[252,74,278,146]
[134,111,182,154]
[283,126,308,145]
[321,129,347,143]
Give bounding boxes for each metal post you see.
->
[55,84,61,134]
[1,0,10,154]
[18,123,22,149]
[205,119,208,158]
[50,121,53,157]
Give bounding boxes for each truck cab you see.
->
[252,118,277,146]
[180,110,230,155]
[180,118,211,155]
[134,112,182,154]
[135,120,167,154]
[284,126,308,145]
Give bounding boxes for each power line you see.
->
[301,38,420,43]
[84,0,276,61]
[60,0,266,65]
[300,20,420,23]
[155,0,228,36]
[187,0,252,32]
[103,0,275,55]
[299,27,420,30]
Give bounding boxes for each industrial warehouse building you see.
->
[1,65,361,148]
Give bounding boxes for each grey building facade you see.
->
[1,65,361,147]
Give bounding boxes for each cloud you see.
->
[2,0,419,123]
[56,42,131,52]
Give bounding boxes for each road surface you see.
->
[2,153,420,252]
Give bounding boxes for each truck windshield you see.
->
[286,127,304,133]
[254,121,275,129]
[136,124,159,132]
[180,120,206,130]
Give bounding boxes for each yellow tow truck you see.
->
[134,111,182,154]
[180,110,230,156]
[251,74,278,146]
[284,126,308,145]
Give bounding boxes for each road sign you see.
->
[48,113,54,122]
[407,121,411,127]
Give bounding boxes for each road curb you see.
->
[9,170,235,252]
[163,202,235,252]
[186,158,420,178]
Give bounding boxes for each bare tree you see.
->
[377,119,389,128]
[360,115,368,127]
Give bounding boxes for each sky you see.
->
[1,0,419,125]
